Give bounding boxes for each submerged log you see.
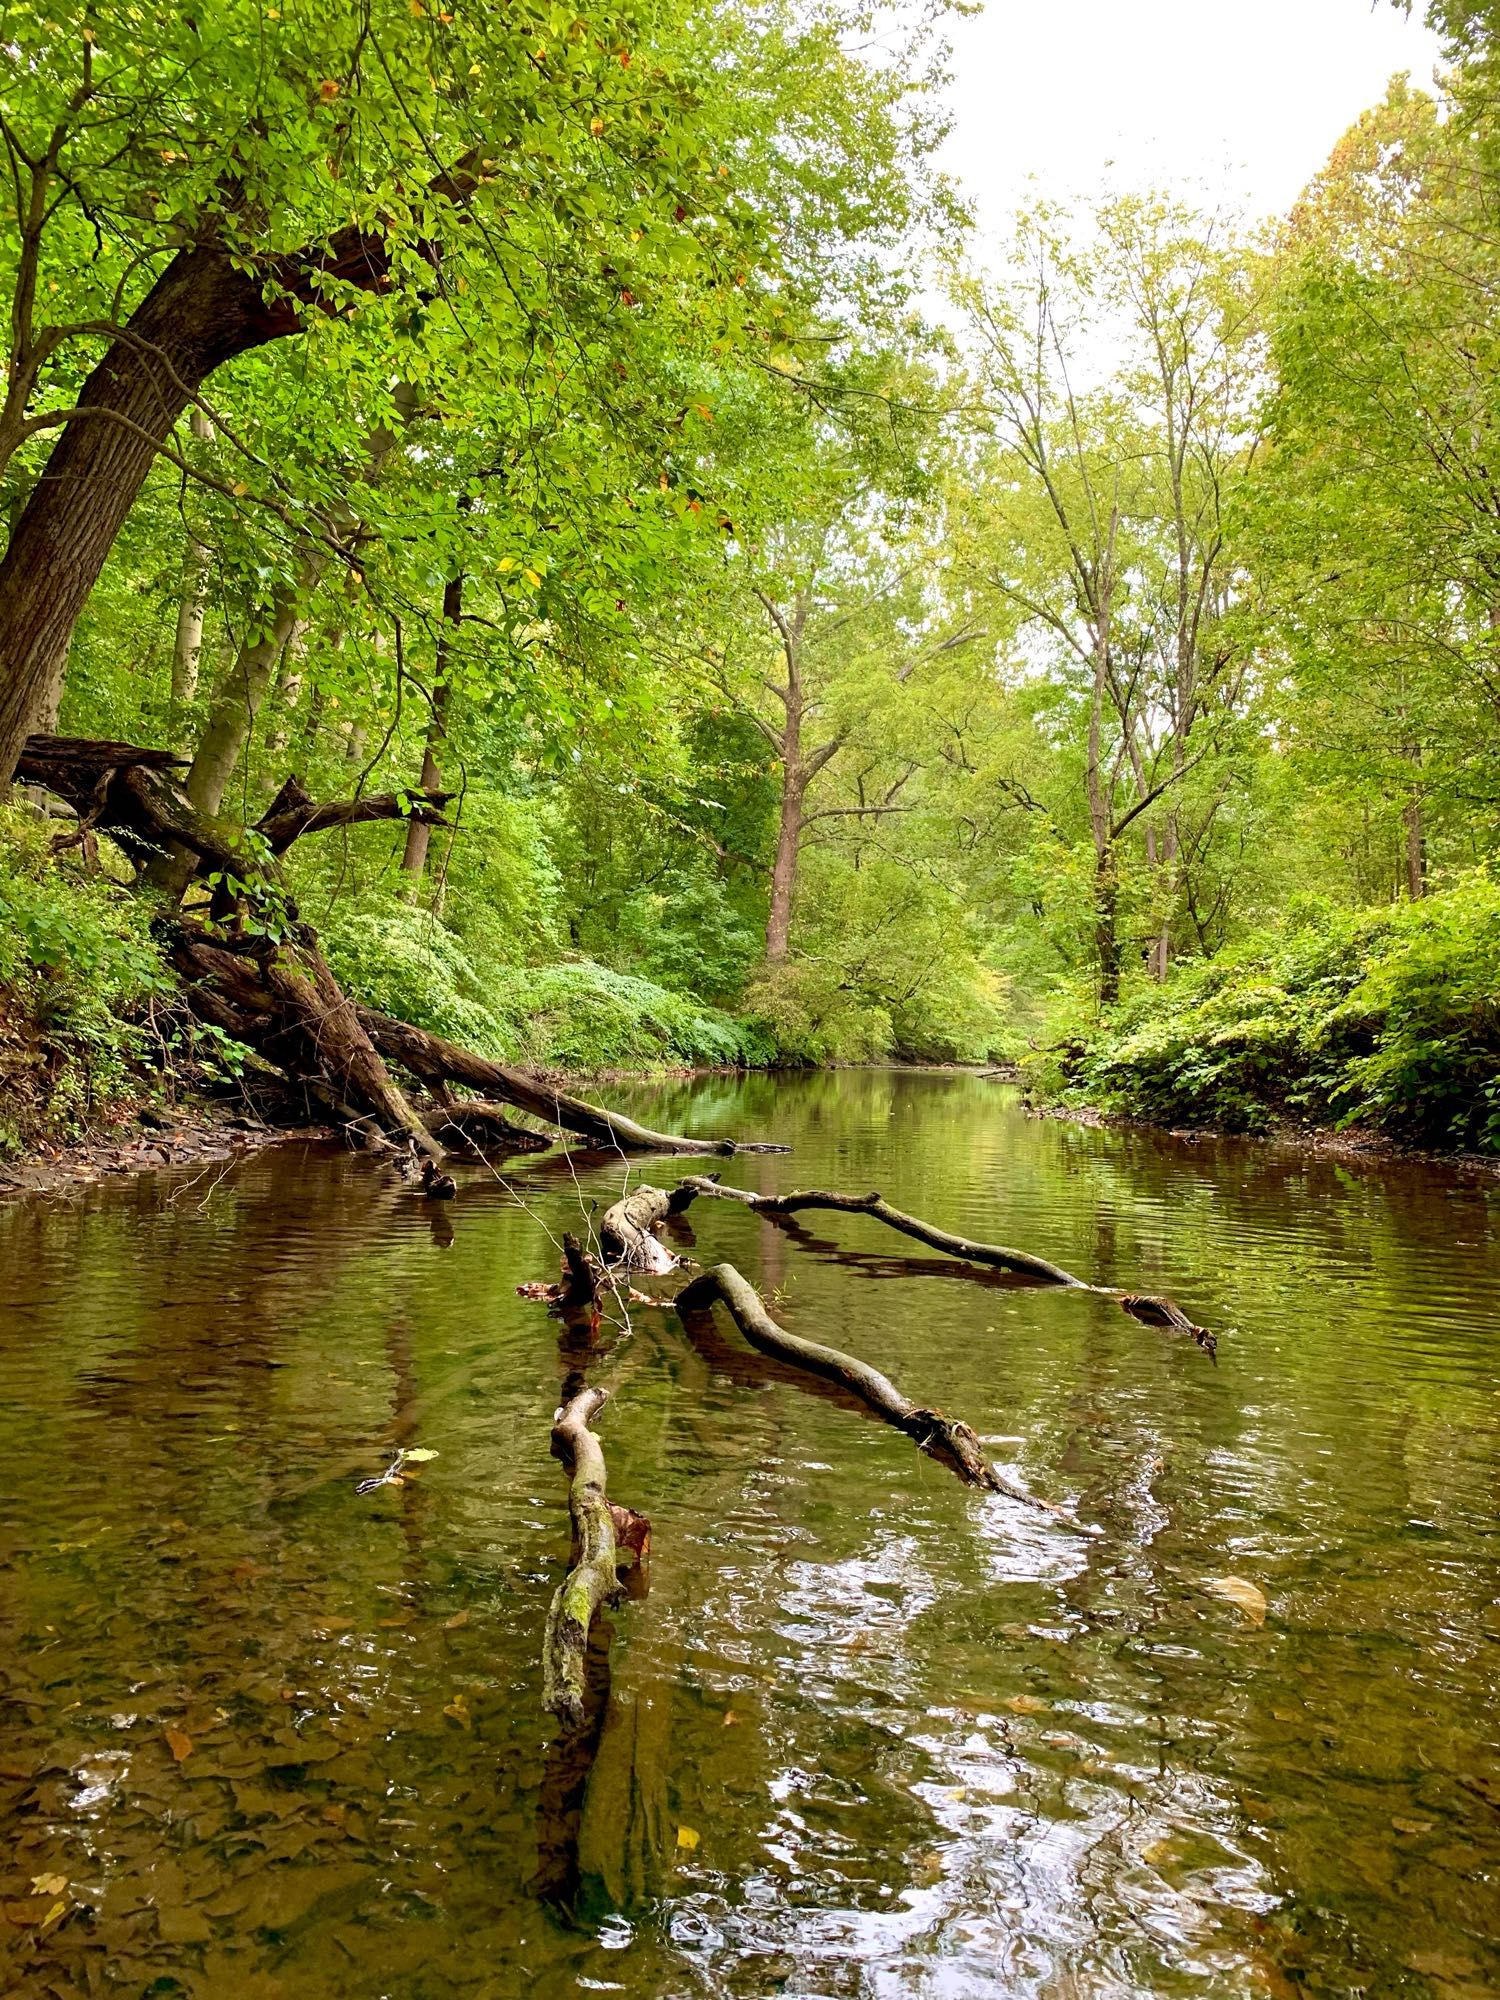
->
[675,1263,1093,1528]
[359,1011,786,1159]
[422,1098,551,1153]
[543,1387,649,1729]
[673,1175,1212,1355]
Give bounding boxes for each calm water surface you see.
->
[1,1071,1498,1999]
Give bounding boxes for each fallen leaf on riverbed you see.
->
[164,1727,193,1762]
[1005,1694,1047,1714]
[403,1448,438,1464]
[722,1710,738,1726]
[1392,1817,1434,1835]
[442,1694,471,1729]
[676,1825,699,1850]
[444,1610,470,1630]
[1204,1577,1267,1626]
[29,1875,66,1898]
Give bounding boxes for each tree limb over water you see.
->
[671,1175,1214,1357]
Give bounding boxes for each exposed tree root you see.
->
[675,1262,1095,1528]
[673,1175,1212,1356]
[543,1387,649,1729]
[19,733,787,1164]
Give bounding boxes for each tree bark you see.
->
[765,763,804,964]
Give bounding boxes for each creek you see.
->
[1,1069,1497,1997]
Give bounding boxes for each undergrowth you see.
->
[1030,874,1500,1153]
[0,808,171,1151]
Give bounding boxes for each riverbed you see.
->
[1,1069,1497,1997]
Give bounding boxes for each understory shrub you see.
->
[1059,875,1500,1151]
[0,808,170,1147]
[319,896,775,1072]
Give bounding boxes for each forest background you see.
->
[2,0,1500,1156]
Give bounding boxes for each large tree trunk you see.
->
[0,192,425,788]
[400,570,462,883]
[765,763,804,964]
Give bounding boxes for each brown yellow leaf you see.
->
[1204,1576,1267,1626]
[442,1694,471,1729]
[1392,1816,1434,1835]
[444,1610,470,1630]
[676,1824,699,1850]
[1005,1694,1047,1714]
[721,1709,738,1726]
[164,1727,193,1763]
[29,1875,66,1898]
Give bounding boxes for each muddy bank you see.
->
[0,1102,322,1202]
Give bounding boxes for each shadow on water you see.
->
[0,1074,1497,1997]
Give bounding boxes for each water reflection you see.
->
[0,1076,1497,1996]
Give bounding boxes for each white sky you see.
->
[939,0,1445,228]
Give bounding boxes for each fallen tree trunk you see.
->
[359,1011,787,1159]
[673,1176,1212,1355]
[675,1263,1093,1528]
[543,1387,649,1729]
[170,922,444,1158]
[599,1183,696,1272]
[19,735,784,1163]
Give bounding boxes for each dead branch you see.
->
[675,1263,1093,1527]
[543,1387,649,1729]
[673,1175,1084,1284]
[599,1183,696,1273]
[254,773,451,854]
[673,1175,1212,1355]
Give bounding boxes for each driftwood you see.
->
[422,1098,551,1153]
[542,1387,649,1729]
[673,1176,1084,1284]
[673,1175,1213,1356]
[599,1183,696,1273]
[360,1011,785,1159]
[675,1263,1092,1528]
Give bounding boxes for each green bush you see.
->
[319,895,776,1073]
[1061,874,1500,1151]
[0,808,170,1147]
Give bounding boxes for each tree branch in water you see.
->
[675,1262,1096,1528]
[543,1387,649,1729]
[672,1176,1213,1356]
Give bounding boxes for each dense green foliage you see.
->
[1039,876,1500,1151]
[0,811,169,1150]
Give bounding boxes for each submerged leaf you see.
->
[676,1824,700,1850]
[164,1726,193,1762]
[1204,1576,1267,1626]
